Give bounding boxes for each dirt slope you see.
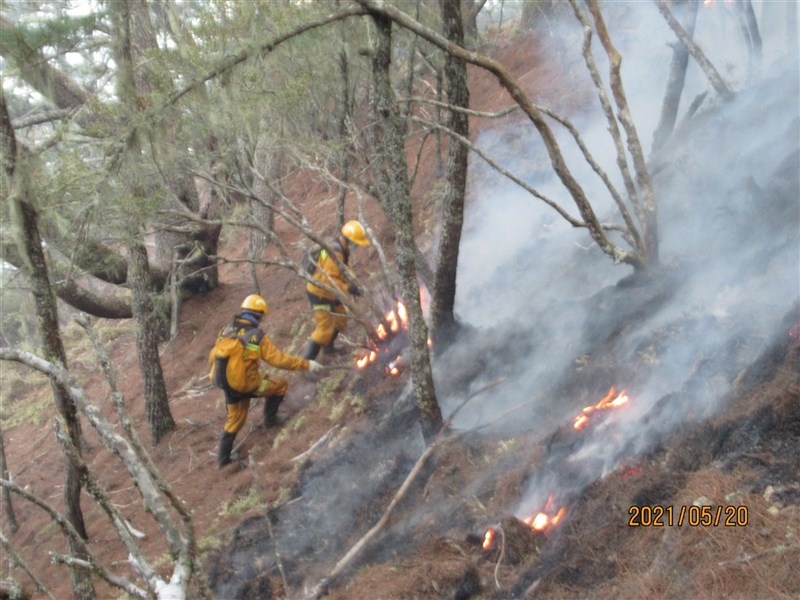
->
[2,29,798,600]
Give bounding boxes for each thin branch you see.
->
[409,96,640,247]
[718,544,800,568]
[0,477,148,599]
[0,530,58,600]
[409,114,585,228]
[654,0,735,101]
[355,0,638,268]
[11,107,79,129]
[568,0,644,247]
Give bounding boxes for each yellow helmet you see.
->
[241,294,269,315]
[341,220,370,246]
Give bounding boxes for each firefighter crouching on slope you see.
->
[209,294,324,467]
[302,220,371,361]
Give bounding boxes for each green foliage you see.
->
[0,362,51,429]
[223,487,262,516]
[316,369,347,407]
[347,393,367,415]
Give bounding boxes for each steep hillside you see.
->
[2,12,798,600]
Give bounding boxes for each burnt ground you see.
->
[2,26,800,600]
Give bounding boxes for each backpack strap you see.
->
[237,327,265,354]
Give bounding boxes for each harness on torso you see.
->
[211,321,265,399]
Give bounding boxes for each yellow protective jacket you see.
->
[208,319,309,394]
[306,238,351,302]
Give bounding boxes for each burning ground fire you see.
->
[355,300,409,376]
[482,495,567,551]
[573,386,630,430]
[355,298,431,376]
[482,386,632,551]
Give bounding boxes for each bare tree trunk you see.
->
[336,2,351,230]
[249,123,277,292]
[431,0,470,347]
[110,0,219,289]
[652,0,699,154]
[736,0,762,73]
[127,237,176,445]
[368,12,443,443]
[0,422,17,534]
[0,91,95,600]
[434,65,444,177]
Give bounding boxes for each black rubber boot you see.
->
[302,340,322,360]
[263,395,285,427]
[322,330,344,356]
[217,431,237,468]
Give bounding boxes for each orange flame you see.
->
[482,528,496,550]
[573,386,629,430]
[483,496,567,550]
[353,300,412,373]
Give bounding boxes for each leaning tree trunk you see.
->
[369,13,443,443]
[127,236,176,445]
[430,0,470,348]
[1,91,95,600]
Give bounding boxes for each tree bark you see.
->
[0,422,17,534]
[356,0,641,270]
[430,0,470,347]
[654,0,735,101]
[368,13,443,443]
[461,0,487,41]
[652,0,699,154]
[0,90,95,600]
[585,0,659,266]
[127,237,176,444]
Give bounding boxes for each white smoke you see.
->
[437,1,799,516]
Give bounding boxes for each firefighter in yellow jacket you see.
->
[302,220,371,360]
[209,294,323,467]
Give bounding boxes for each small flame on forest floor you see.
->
[482,495,567,551]
[573,386,630,430]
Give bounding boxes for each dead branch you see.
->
[354,0,640,269]
[494,525,507,590]
[0,346,204,599]
[0,477,148,599]
[446,378,508,426]
[718,543,800,568]
[308,434,455,598]
[290,426,340,463]
[75,314,211,598]
[247,458,291,598]
[0,530,57,600]
[409,115,586,229]
[409,94,641,249]
[654,0,735,101]
[570,0,655,260]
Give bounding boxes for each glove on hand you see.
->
[308,360,324,374]
[348,284,361,297]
